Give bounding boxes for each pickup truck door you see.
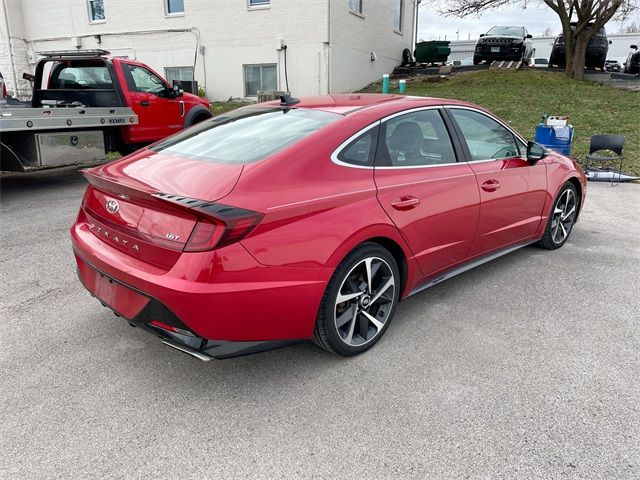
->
[119,62,183,143]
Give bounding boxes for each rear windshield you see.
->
[150,107,341,164]
[49,62,114,89]
[486,26,524,37]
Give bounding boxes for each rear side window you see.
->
[151,108,341,164]
[375,109,457,167]
[336,126,379,166]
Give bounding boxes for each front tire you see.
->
[313,243,400,356]
[537,182,578,250]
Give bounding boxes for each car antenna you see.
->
[280,94,300,113]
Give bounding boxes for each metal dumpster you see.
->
[414,41,451,64]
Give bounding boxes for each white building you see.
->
[1,0,416,101]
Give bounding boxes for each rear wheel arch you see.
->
[327,233,411,298]
[367,237,408,297]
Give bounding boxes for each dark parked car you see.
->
[549,24,610,70]
[474,26,533,65]
[624,45,640,74]
[604,60,621,72]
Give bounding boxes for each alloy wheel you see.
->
[334,256,396,347]
[551,188,577,244]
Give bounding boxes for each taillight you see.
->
[153,193,264,252]
[2,81,6,99]
[185,211,262,252]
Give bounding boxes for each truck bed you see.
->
[0,106,138,133]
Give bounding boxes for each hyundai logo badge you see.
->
[106,199,120,214]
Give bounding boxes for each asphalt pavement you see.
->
[1,171,639,479]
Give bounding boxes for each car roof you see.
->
[261,94,474,115]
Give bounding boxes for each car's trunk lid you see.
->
[80,150,244,269]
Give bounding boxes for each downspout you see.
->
[326,0,331,94]
[1,0,19,97]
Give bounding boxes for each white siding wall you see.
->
[0,0,31,98]
[329,0,414,93]
[1,0,414,101]
[1,0,329,101]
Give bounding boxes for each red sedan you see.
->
[71,94,586,360]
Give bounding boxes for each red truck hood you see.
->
[86,148,243,202]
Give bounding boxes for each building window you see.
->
[248,0,270,6]
[349,0,363,14]
[393,0,403,32]
[165,66,194,83]
[87,0,105,23]
[165,0,184,15]
[244,64,277,96]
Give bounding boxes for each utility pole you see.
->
[413,0,422,53]
[456,29,460,41]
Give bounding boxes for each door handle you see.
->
[391,196,420,210]
[481,179,501,192]
[139,100,150,107]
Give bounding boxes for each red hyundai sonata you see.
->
[71,94,586,360]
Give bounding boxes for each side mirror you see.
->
[479,33,485,38]
[609,40,612,45]
[172,79,184,97]
[526,34,533,39]
[527,141,549,164]
[631,44,639,50]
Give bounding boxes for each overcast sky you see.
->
[417,2,637,41]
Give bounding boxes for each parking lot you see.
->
[1,171,638,479]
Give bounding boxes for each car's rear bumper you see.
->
[71,219,330,346]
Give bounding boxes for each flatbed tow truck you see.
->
[1,50,211,173]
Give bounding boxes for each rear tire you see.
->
[313,243,400,356]
[473,55,482,65]
[537,182,578,250]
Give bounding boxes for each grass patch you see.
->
[210,101,252,116]
[364,70,640,175]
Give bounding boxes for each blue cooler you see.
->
[534,125,574,155]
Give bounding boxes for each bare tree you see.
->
[618,19,640,32]
[439,0,639,79]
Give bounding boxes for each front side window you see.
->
[87,0,105,22]
[124,65,167,95]
[244,64,277,96]
[349,0,363,14]
[376,109,457,167]
[393,0,403,32]
[151,108,340,164]
[449,109,520,161]
[165,0,184,14]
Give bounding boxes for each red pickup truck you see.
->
[1,50,212,172]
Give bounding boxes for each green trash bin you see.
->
[414,41,451,63]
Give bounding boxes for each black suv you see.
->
[549,24,610,70]
[473,26,533,65]
[623,45,640,75]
